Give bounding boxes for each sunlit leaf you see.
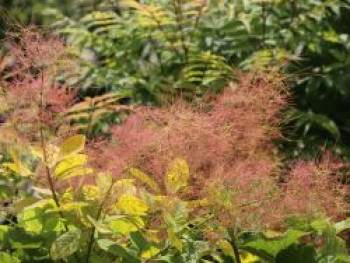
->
[141,246,160,259]
[117,195,148,216]
[51,228,81,260]
[97,239,141,263]
[165,158,189,194]
[60,135,86,157]
[218,239,235,259]
[109,216,145,235]
[97,172,113,196]
[54,154,88,176]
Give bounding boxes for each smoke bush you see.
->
[0,28,76,145]
[91,71,348,230]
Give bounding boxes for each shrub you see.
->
[92,71,348,230]
[0,29,349,263]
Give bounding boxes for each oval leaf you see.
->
[97,239,141,263]
[60,135,86,157]
[165,158,189,194]
[50,228,81,260]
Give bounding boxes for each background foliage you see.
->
[3,0,348,158]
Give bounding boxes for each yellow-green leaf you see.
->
[218,239,235,259]
[97,172,113,196]
[54,154,88,177]
[87,215,113,234]
[58,167,93,181]
[2,162,32,177]
[31,144,60,168]
[113,179,136,196]
[82,185,100,201]
[141,246,160,259]
[165,158,189,194]
[60,135,86,157]
[128,167,160,193]
[241,252,260,263]
[117,195,148,216]
[109,216,145,235]
[3,150,32,177]
[51,229,81,260]
[167,229,183,251]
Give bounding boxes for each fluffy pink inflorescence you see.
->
[280,155,348,221]
[0,29,76,143]
[94,72,286,182]
[8,28,67,73]
[90,71,348,229]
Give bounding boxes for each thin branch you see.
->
[85,178,116,263]
[39,71,65,227]
[229,228,241,263]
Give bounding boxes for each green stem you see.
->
[229,229,241,263]
[39,72,65,226]
[85,179,115,263]
[39,72,79,263]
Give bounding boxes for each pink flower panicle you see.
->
[0,29,76,144]
[281,155,348,221]
[91,71,347,229]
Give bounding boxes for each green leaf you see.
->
[130,231,149,253]
[97,239,141,263]
[165,158,189,194]
[0,225,10,242]
[90,252,113,263]
[334,219,350,234]
[0,252,20,263]
[276,244,316,263]
[87,215,113,234]
[18,209,42,234]
[17,201,60,234]
[60,135,86,157]
[0,185,14,200]
[50,228,81,260]
[242,230,308,260]
[109,216,145,235]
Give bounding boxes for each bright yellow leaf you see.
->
[117,195,148,216]
[218,239,235,259]
[141,246,160,259]
[165,158,189,194]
